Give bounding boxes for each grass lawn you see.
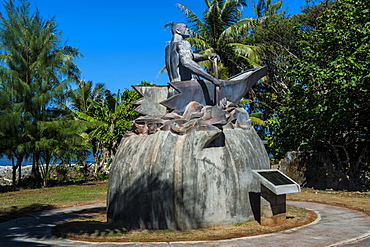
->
[0,180,107,223]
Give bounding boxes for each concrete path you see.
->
[0,201,369,247]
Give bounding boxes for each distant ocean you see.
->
[0,153,95,166]
[0,157,32,166]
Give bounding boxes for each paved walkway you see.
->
[0,201,369,247]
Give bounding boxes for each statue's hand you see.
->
[212,78,223,86]
[212,79,227,87]
[208,53,220,61]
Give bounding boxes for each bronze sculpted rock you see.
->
[107,22,270,230]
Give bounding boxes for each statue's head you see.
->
[172,22,190,38]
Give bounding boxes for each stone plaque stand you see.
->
[252,169,301,226]
[260,184,287,226]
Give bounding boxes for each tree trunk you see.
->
[18,162,22,187]
[11,156,16,191]
[31,155,42,187]
[16,155,24,187]
[42,162,50,187]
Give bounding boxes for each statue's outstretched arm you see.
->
[193,53,220,62]
[181,55,221,86]
[178,41,221,86]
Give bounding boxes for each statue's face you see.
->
[175,23,190,38]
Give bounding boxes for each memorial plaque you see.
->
[258,171,295,186]
[252,169,301,195]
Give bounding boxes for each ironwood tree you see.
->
[0,0,83,187]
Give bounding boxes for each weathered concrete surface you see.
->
[107,128,270,230]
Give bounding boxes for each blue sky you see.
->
[0,0,308,93]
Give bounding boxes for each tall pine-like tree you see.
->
[0,0,82,187]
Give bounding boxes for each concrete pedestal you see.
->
[107,129,270,230]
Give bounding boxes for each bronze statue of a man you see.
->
[165,22,221,86]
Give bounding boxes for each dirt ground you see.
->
[52,205,317,242]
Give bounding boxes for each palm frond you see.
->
[159,65,167,74]
[74,111,96,122]
[218,17,255,44]
[176,3,205,33]
[186,37,209,51]
[238,99,252,106]
[227,42,260,65]
[250,116,266,126]
[204,0,211,8]
[221,0,248,26]
[163,22,175,31]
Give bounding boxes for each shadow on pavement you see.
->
[0,204,106,246]
[0,203,56,223]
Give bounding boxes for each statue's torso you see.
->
[166,40,194,82]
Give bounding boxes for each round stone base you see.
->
[107,128,269,230]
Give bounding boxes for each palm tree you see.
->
[75,89,139,171]
[68,80,106,114]
[173,0,260,78]
[245,0,291,137]
[74,81,154,171]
